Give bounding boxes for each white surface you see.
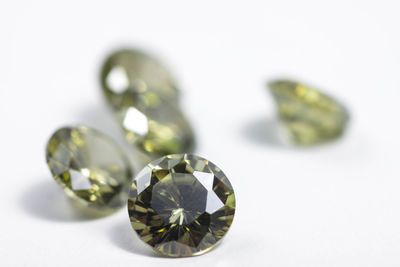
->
[1,1,400,266]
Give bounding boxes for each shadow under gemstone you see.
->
[108,220,162,258]
[19,178,112,222]
[241,116,289,147]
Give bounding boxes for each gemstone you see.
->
[46,126,133,212]
[101,49,179,108]
[100,49,195,158]
[128,154,236,257]
[268,79,349,145]
[115,91,195,157]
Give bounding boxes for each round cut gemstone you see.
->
[101,49,179,107]
[128,154,236,257]
[46,126,133,212]
[100,49,195,158]
[268,79,349,145]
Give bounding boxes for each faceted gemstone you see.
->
[100,49,195,158]
[115,91,195,157]
[268,80,349,145]
[101,49,179,108]
[128,154,236,257]
[46,126,133,212]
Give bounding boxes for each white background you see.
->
[1,1,400,266]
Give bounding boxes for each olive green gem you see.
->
[115,91,195,157]
[100,49,195,157]
[46,126,133,212]
[101,49,179,107]
[128,154,236,257]
[268,80,349,145]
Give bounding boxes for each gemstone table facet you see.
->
[128,154,236,257]
[268,79,349,145]
[46,126,133,212]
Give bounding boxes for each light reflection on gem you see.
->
[123,107,149,137]
[106,66,129,94]
[70,169,92,190]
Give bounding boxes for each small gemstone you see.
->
[128,154,236,257]
[101,49,179,107]
[100,49,195,157]
[46,126,133,212]
[268,79,349,145]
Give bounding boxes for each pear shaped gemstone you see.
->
[268,80,349,145]
[46,126,133,211]
[128,154,236,257]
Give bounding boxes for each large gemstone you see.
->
[128,154,236,257]
[268,79,349,145]
[46,126,133,212]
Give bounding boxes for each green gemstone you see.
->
[128,154,236,257]
[46,126,133,212]
[100,49,195,157]
[268,80,349,145]
[115,92,195,157]
[101,49,179,107]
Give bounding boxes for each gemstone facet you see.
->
[128,154,236,257]
[100,49,195,157]
[46,126,133,212]
[268,79,349,145]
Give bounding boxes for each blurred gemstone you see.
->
[128,154,236,257]
[100,49,195,157]
[115,91,195,157]
[46,126,133,212]
[101,49,179,107]
[268,80,349,145]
